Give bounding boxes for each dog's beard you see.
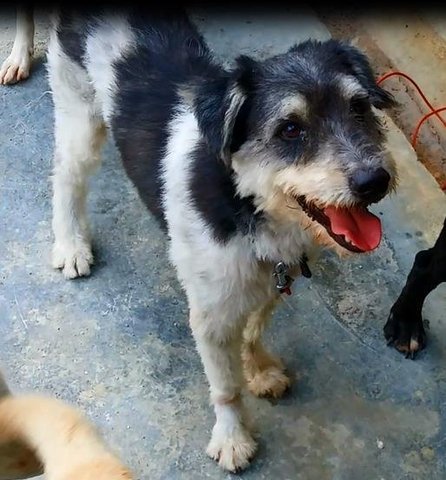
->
[232,154,390,255]
[271,165,385,254]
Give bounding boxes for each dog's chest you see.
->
[176,227,317,317]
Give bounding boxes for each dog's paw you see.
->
[52,242,94,279]
[206,423,257,472]
[246,365,290,399]
[0,49,32,85]
[384,308,427,359]
[243,349,290,398]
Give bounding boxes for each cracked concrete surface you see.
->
[1,6,446,480]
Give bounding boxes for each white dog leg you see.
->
[47,35,106,279]
[51,112,106,279]
[190,307,257,472]
[0,6,34,84]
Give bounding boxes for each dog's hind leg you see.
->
[0,6,34,84]
[47,32,106,279]
[242,298,290,398]
[384,217,446,358]
[189,307,257,472]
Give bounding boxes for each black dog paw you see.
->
[383,309,427,359]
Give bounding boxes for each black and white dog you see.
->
[2,6,398,471]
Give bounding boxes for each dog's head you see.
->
[195,39,398,255]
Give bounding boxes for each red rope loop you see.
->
[412,107,446,148]
[377,71,446,148]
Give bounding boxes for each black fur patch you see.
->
[110,8,232,232]
[189,141,261,243]
[193,76,231,160]
[230,96,252,154]
[384,217,446,356]
[56,8,99,66]
[287,39,396,109]
[193,56,258,164]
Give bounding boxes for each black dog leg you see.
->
[384,217,446,358]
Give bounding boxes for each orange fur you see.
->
[0,393,133,480]
[242,300,291,398]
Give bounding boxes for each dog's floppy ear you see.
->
[194,56,257,166]
[333,40,397,110]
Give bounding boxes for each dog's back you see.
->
[50,8,222,228]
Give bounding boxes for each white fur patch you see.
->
[275,159,352,208]
[222,85,246,159]
[338,74,367,98]
[207,403,256,472]
[161,106,317,321]
[84,14,136,122]
[278,94,309,120]
[47,27,106,279]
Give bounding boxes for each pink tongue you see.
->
[324,206,382,252]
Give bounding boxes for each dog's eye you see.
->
[280,121,306,141]
[350,98,370,117]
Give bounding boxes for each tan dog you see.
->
[0,374,133,480]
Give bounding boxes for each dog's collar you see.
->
[273,254,312,296]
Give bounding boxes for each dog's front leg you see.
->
[383,250,430,357]
[0,6,34,84]
[189,307,257,472]
[384,217,446,357]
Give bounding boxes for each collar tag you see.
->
[273,255,312,295]
[273,261,294,295]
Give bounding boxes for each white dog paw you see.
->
[52,242,94,279]
[206,423,257,472]
[0,50,32,85]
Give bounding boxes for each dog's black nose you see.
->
[350,167,390,203]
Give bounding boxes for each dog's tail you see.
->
[0,393,133,480]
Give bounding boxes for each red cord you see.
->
[377,71,446,151]
[411,107,446,148]
[377,71,446,130]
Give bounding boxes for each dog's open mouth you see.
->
[295,196,382,253]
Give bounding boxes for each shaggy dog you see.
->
[2,6,397,471]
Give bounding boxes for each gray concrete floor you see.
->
[1,7,446,480]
